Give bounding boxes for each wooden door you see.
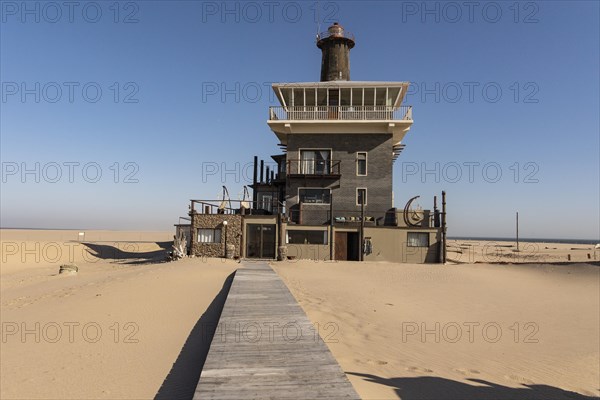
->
[335,232,348,261]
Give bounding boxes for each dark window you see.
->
[357,188,367,206]
[299,188,331,204]
[287,230,328,245]
[407,232,429,247]
[357,152,367,175]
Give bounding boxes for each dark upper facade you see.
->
[256,22,414,226]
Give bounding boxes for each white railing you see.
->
[269,105,412,121]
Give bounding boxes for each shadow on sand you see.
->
[80,241,172,265]
[154,271,236,400]
[347,372,598,400]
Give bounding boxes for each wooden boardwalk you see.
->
[194,262,360,400]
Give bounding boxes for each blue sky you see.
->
[1,0,598,239]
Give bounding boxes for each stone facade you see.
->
[190,213,242,258]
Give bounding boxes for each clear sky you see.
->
[1,0,598,240]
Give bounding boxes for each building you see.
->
[187,23,446,263]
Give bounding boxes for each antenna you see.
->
[315,0,321,40]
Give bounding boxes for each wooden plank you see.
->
[194,262,359,399]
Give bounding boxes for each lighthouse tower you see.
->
[317,22,355,82]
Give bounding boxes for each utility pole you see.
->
[223,220,228,258]
[516,211,519,251]
[360,198,365,262]
[329,193,334,261]
[441,191,447,264]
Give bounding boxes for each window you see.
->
[300,150,331,175]
[257,193,273,212]
[299,188,331,204]
[356,152,367,176]
[357,188,367,206]
[287,230,328,245]
[279,160,286,175]
[198,228,221,243]
[407,232,429,247]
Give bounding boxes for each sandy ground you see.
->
[2,230,598,399]
[273,259,600,400]
[447,239,599,264]
[1,229,239,400]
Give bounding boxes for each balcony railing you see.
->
[190,199,284,216]
[287,159,341,176]
[287,208,437,227]
[269,105,412,121]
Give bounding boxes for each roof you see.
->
[271,81,410,88]
[271,81,410,109]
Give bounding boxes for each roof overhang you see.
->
[267,119,413,146]
[271,81,410,108]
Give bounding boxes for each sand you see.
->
[1,229,239,400]
[273,258,600,399]
[447,239,599,264]
[3,230,599,399]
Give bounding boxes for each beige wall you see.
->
[286,244,331,261]
[285,226,331,261]
[189,213,441,263]
[281,225,440,263]
[363,227,440,263]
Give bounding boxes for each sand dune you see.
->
[1,229,238,400]
[273,260,600,399]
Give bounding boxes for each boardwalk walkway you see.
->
[194,261,359,399]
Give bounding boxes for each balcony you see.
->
[286,159,341,178]
[269,105,412,121]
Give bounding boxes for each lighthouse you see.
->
[317,22,355,82]
[186,22,443,263]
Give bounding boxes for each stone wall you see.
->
[190,213,242,258]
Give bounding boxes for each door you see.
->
[347,232,360,261]
[246,224,276,259]
[335,232,348,261]
[328,89,339,119]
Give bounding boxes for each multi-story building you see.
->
[187,23,445,263]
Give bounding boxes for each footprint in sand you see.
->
[505,374,534,385]
[407,366,433,373]
[355,359,388,366]
[454,368,480,375]
[367,359,388,366]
